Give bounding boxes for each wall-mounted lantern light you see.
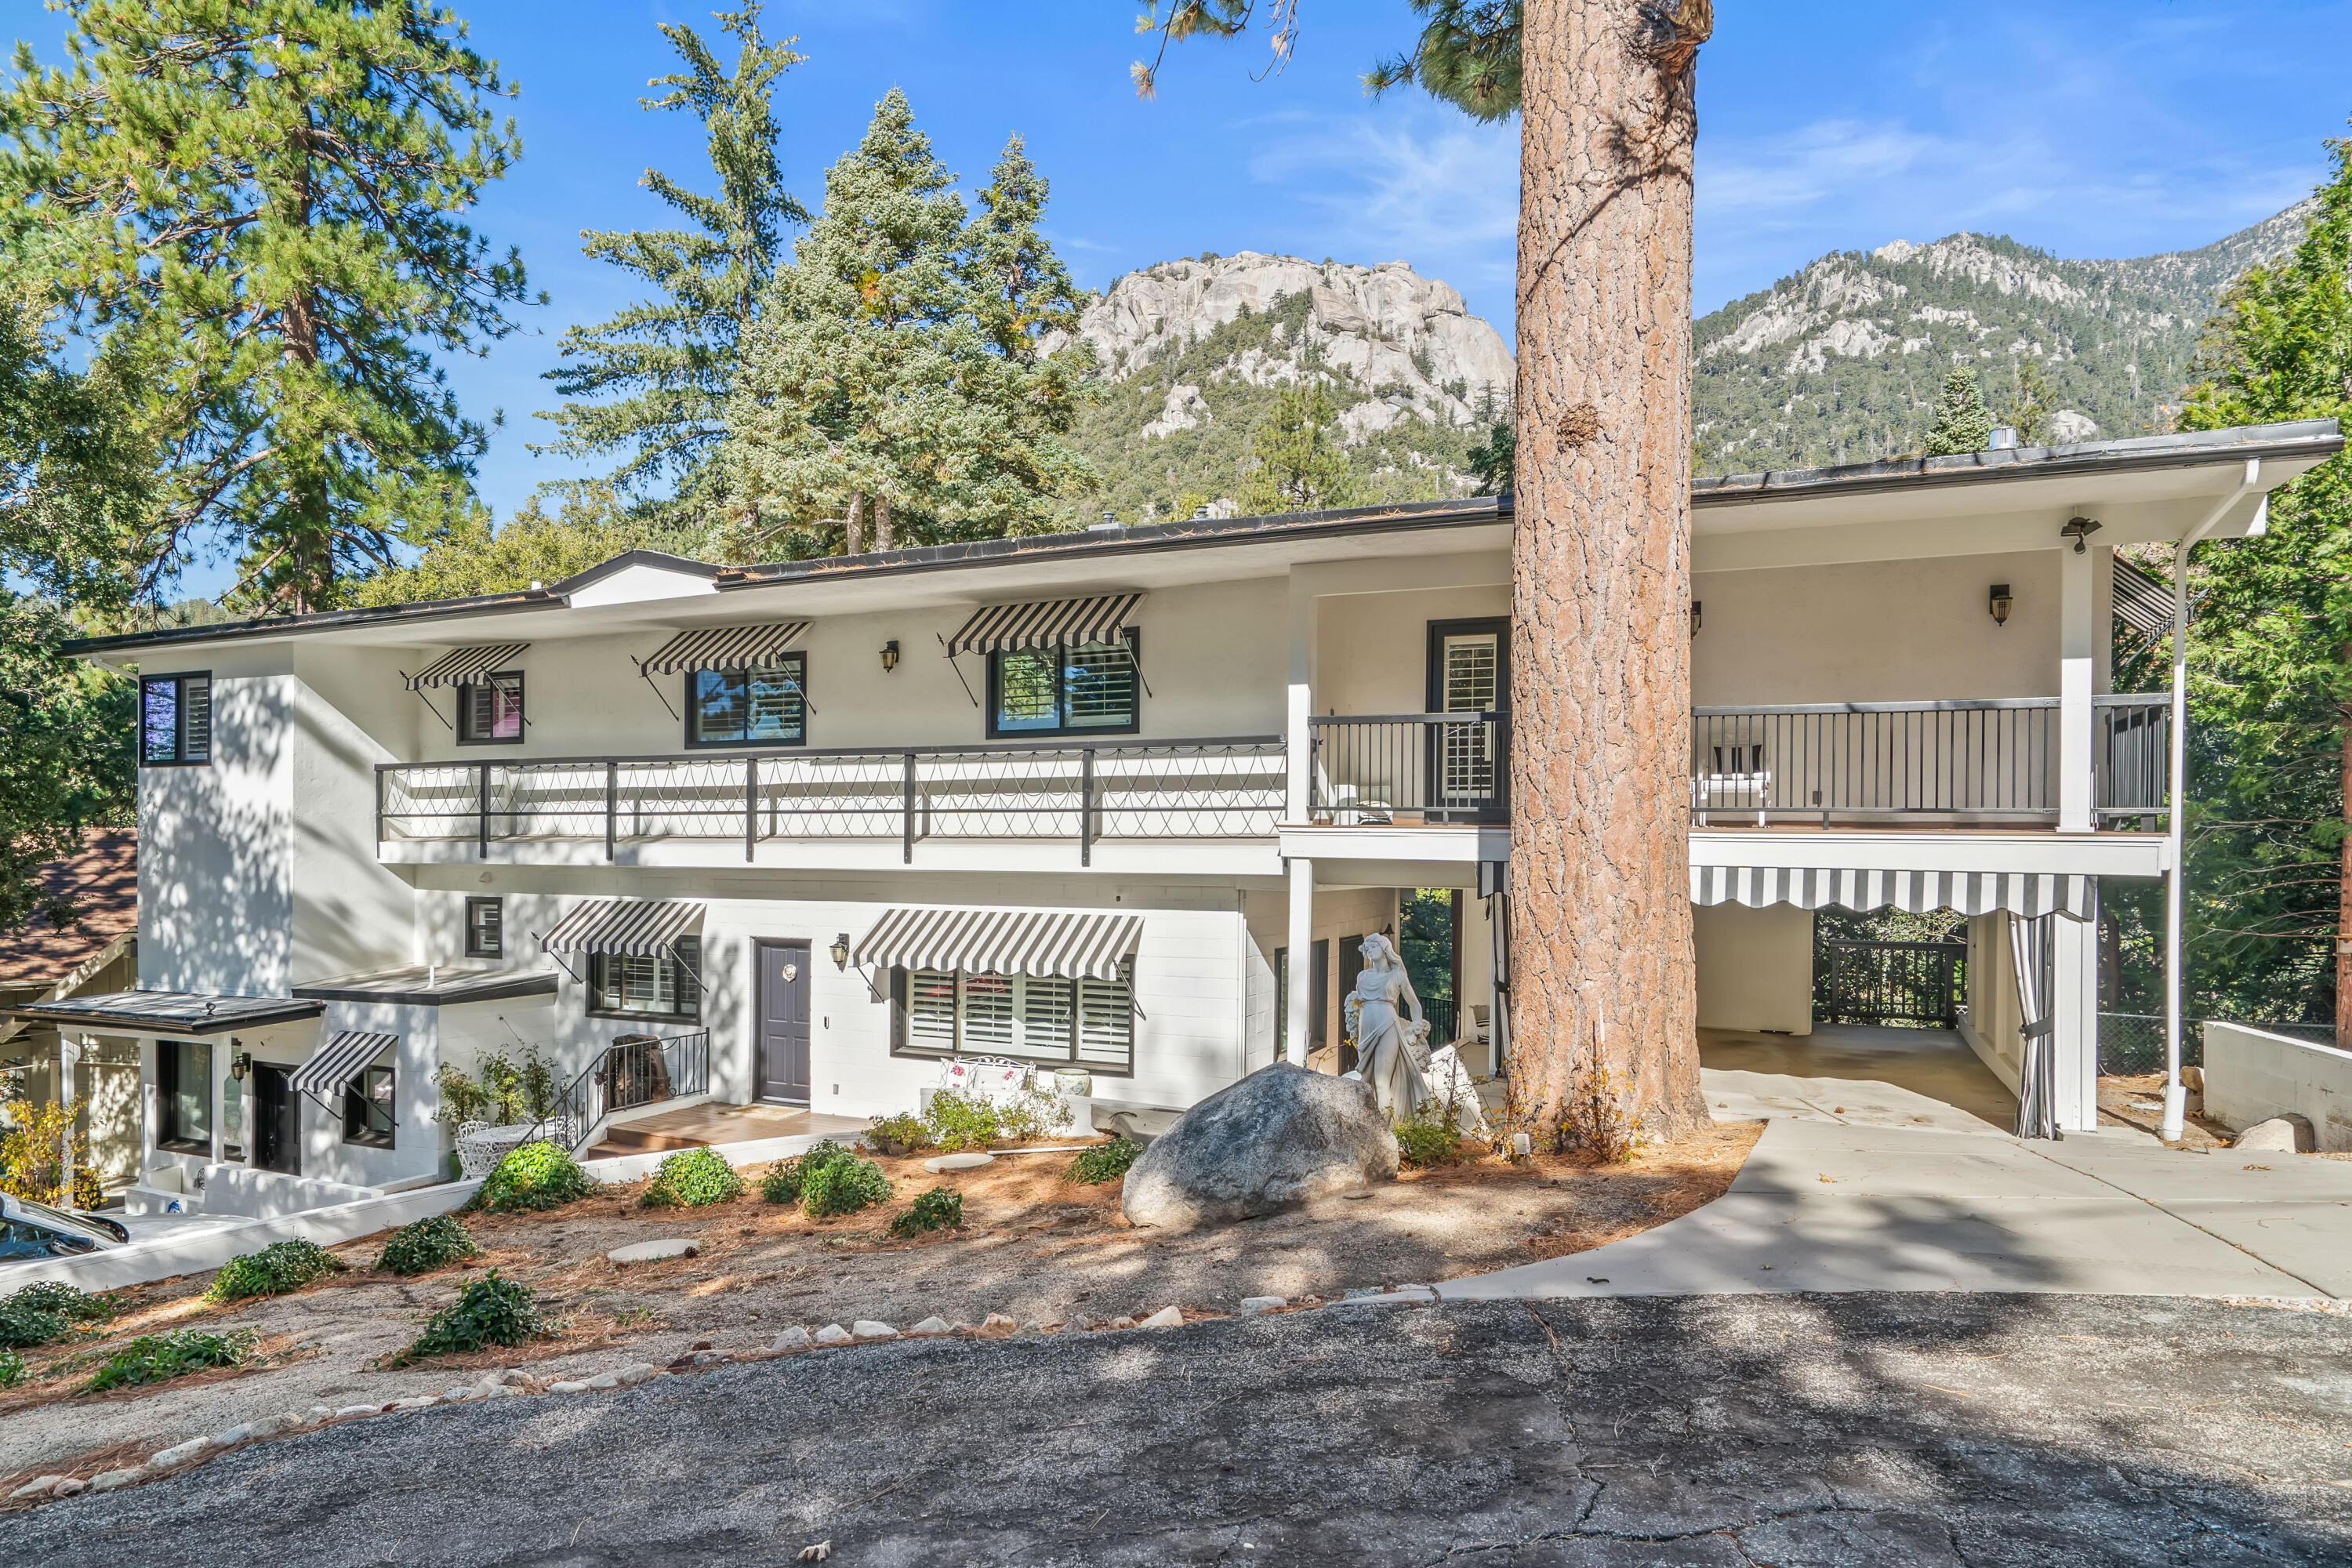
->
[1989,583,2013,626]
[1690,600,1702,634]
[879,640,899,674]
[2060,515,2103,554]
[230,1048,251,1082]
[829,932,851,970]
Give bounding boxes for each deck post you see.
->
[1080,747,1095,866]
[902,753,917,864]
[605,762,617,862]
[477,763,490,859]
[745,756,757,862]
[1285,855,1314,1066]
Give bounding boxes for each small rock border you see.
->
[5,1287,1421,1508]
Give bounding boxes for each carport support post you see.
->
[1286,856,1314,1066]
[2059,539,2096,835]
[2053,902,2100,1132]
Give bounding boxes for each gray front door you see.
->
[756,940,811,1105]
[251,1063,300,1175]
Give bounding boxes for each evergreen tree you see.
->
[724,92,1094,558]
[1465,417,1515,495]
[1,0,534,613]
[535,5,804,521]
[1240,383,1356,514]
[1365,2,1523,122]
[2176,131,2352,1033]
[1922,367,1994,456]
[351,485,677,606]
[2003,358,2055,447]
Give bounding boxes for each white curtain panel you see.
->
[2009,912,2060,1140]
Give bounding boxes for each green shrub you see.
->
[1393,1102,1468,1170]
[887,1186,964,1239]
[0,1281,113,1350]
[1066,1138,1141,1185]
[865,1112,931,1154]
[470,1140,596,1214]
[761,1140,855,1205]
[800,1153,891,1218]
[0,1348,23,1388]
[376,1214,481,1276]
[395,1271,554,1363]
[922,1088,1068,1153]
[208,1239,343,1303]
[641,1146,743,1209]
[84,1328,257,1392]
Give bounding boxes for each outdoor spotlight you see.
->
[2060,515,2103,554]
[829,932,851,970]
[1989,584,2013,626]
[879,640,899,673]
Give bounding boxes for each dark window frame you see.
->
[138,671,213,768]
[683,655,809,750]
[456,670,526,746]
[887,960,1136,1077]
[464,896,503,959]
[342,1065,395,1149]
[154,1039,212,1152]
[586,935,703,1022]
[1425,617,1511,714]
[984,630,1142,740]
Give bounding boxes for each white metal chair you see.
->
[1693,743,1770,826]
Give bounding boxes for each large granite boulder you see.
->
[1121,1063,1398,1232]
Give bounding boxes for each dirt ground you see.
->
[2098,1071,2245,1149]
[0,1121,1759,1486]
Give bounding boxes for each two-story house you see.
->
[10,418,2336,1208]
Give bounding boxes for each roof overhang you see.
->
[2,990,324,1036]
[289,967,561,1008]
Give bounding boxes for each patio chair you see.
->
[1693,742,1770,826]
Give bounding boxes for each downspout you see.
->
[2163,459,2263,1140]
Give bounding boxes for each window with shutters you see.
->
[456,670,524,744]
[587,936,702,1021]
[891,963,1132,1073]
[987,633,1138,738]
[139,673,212,767]
[464,897,503,958]
[687,656,807,747]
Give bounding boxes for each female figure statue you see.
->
[1342,933,1432,1119]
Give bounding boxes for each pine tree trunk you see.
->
[1505,0,1708,1142]
[2338,672,2351,1043]
[874,495,895,552]
[844,491,866,556]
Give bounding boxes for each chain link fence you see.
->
[2097,1013,2339,1076]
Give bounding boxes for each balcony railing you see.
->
[1308,712,1508,825]
[1690,697,2172,827]
[376,737,1286,862]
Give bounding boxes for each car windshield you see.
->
[4,1195,113,1243]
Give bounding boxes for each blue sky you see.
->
[16,2,2350,597]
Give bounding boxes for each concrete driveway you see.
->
[6,1294,2347,1566]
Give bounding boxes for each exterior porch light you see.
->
[829,932,851,970]
[2060,515,2103,554]
[230,1048,250,1082]
[1988,584,2013,626]
[880,640,899,673]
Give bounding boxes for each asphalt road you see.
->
[9,1294,2351,1566]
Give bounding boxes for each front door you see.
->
[249,1063,300,1175]
[1426,618,1509,821]
[755,940,811,1105]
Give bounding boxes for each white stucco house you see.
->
[9,418,2337,1206]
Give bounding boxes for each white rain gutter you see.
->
[2163,459,2265,1139]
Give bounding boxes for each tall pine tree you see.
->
[1240,383,1356,514]
[1923,367,1994,456]
[2,0,532,613]
[535,4,804,528]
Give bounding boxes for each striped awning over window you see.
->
[1690,865,2092,920]
[2112,558,2175,638]
[639,622,810,674]
[539,898,705,956]
[290,1030,397,1094]
[405,643,529,691]
[943,593,1142,657]
[855,907,1142,983]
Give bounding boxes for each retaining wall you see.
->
[2205,1022,2352,1152]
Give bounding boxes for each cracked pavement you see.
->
[8,1293,2350,1566]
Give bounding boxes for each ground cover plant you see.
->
[865,1112,930,1154]
[206,1240,342,1303]
[761,1140,854,1204]
[800,1152,891,1218]
[1393,1102,1468,1169]
[923,1088,1067,1152]
[0,1347,23,1388]
[887,1186,963,1239]
[0,1280,114,1348]
[376,1214,481,1276]
[471,1140,597,1214]
[84,1327,258,1392]
[641,1146,743,1208]
[394,1271,554,1364]
[1065,1138,1139,1185]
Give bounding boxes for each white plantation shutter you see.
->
[907,970,958,1054]
[961,973,1016,1054]
[1019,975,1075,1059]
[1076,967,1134,1071]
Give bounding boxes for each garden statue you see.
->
[1342,933,1432,1119]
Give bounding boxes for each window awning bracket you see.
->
[936,633,982,710]
[632,657,682,723]
[397,674,456,735]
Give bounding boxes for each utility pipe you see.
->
[2164,459,2263,1140]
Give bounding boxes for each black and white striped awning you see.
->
[1690,865,2093,920]
[405,644,530,691]
[539,898,705,957]
[854,907,1142,982]
[943,593,1143,657]
[290,1030,397,1095]
[2112,558,2175,638]
[640,623,810,674]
